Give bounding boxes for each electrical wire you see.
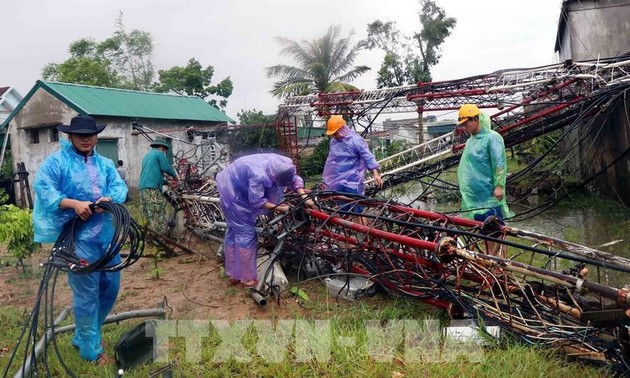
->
[1,202,144,378]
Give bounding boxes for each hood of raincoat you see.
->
[32,139,128,243]
[333,125,352,138]
[266,160,297,187]
[216,153,304,218]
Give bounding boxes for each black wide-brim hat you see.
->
[57,116,106,135]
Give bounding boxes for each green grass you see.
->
[0,297,613,378]
[0,171,624,377]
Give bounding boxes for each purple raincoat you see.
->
[216,153,304,281]
[322,125,379,194]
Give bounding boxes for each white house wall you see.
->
[8,88,227,206]
[9,88,76,207]
[98,117,228,193]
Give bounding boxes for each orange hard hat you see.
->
[326,115,346,135]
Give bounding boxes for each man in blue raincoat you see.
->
[33,116,127,364]
[216,153,309,288]
[322,115,383,214]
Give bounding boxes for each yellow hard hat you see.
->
[457,104,481,125]
[326,115,346,135]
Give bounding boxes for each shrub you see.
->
[0,204,38,272]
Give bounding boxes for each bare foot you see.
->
[96,353,115,366]
[241,280,257,288]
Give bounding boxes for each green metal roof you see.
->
[2,81,234,128]
[297,127,325,139]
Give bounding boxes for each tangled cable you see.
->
[46,201,144,273]
[2,201,144,378]
[259,192,630,373]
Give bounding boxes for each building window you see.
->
[50,128,59,142]
[29,130,40,144]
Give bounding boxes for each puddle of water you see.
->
[398,195,630,258]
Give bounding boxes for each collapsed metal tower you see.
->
[165,55,630,373]
[276,55,630,201]
[260,193,630,373]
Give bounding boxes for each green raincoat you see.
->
[457,112,513,220]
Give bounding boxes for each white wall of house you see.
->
[7,87,228,206]
[382,118,431,143]
[9,88,73,188]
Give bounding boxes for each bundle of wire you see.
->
[2,201,144,378]
[274,194,630,373]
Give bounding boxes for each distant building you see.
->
[0,86,23,203]
[555,0,630,61]
[382,117,456,143]
[297,126,325,148]
[554,0,630,205]
[0,86,23,124]
[0,86,23,158]
[2,80,235,205]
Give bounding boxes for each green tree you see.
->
[365,21,410,88]
[300,138,330,178]
[366,0,456,87]
[155,58,233,111]
[42,13,155,90]
[238,109,276,125]
[42,38,120,87]
[373,139,406,161]
[100,12,155,90]
[413,0,457,82]
[229,109,278,154]
[266,25,370,97]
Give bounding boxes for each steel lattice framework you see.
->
[276,55,630,188]
[163,55,630,374]
[261,194,630,372]
[278,57,630,116]
[166,159,630,373]
[159,180,630,372]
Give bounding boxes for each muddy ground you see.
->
[0,237,326,321]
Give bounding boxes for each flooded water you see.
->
[402,194,630,258]
[509,204,630,258]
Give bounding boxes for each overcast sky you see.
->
[1,0,563,121]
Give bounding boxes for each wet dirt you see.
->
[0,238,313,321]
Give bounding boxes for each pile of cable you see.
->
[46,201,144,272]
[1,201,144,378]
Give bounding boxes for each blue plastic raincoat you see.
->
[33,139,127,361]
[322,126,379,194]
[216,153,303,281]
[457,113,513,220]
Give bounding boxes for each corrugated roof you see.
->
[41,81,234,123]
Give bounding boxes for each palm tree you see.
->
[266,25,370,97]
